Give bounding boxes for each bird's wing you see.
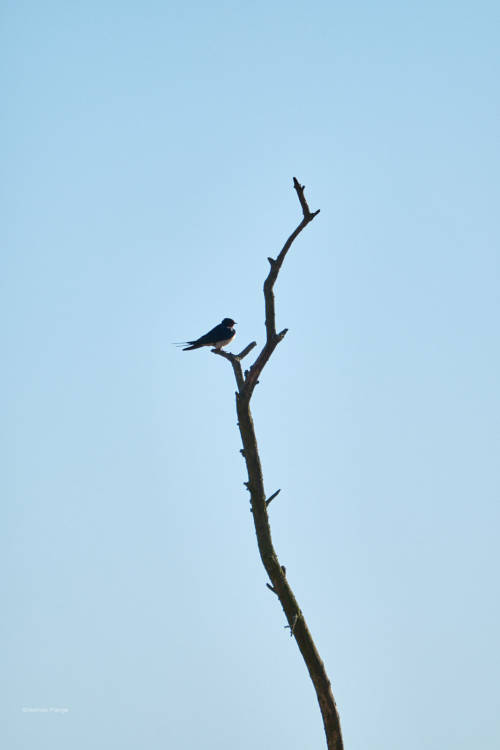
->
[190,323,224,346]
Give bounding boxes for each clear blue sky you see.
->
[2,1,499,748]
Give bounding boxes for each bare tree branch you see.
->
[241,178,320,398]
[215,179,343,750]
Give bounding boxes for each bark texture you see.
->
[213,179,343,750]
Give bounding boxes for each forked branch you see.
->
[214,179,343,750]
[212,342,257,390]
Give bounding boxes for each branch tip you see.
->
[292,176,318,220]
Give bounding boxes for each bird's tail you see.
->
[172,341,203,350]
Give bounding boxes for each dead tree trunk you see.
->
[213,178,343,750]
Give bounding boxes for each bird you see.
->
[180,318,237,351]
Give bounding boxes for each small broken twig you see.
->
[265,489,281,507]
[284,613,300,637]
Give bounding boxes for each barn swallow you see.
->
[180,318,236,351]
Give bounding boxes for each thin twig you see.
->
[266,489,281,507]
[284,612,300,637]
[237,342,257,359]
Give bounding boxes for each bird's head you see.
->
[221,318,236,327]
